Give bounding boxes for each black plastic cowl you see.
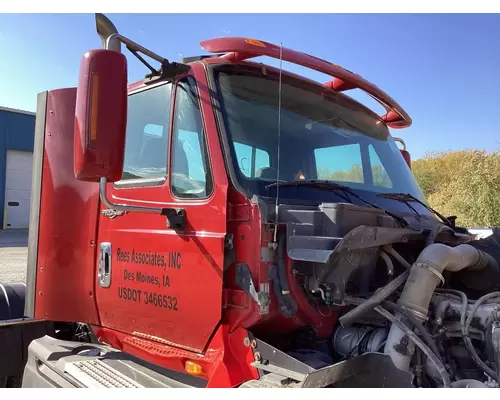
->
[454,227,500,292]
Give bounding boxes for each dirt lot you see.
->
[0,230,28,283]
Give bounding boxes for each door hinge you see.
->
[224,233,234,250]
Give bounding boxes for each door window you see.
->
[171,78,212,198]
[121,83,172,182]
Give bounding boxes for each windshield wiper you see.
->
[265,180,409,228]
[376,192,453,228]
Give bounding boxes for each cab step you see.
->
[21,335,203,388]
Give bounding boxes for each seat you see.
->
[256,167,278,180]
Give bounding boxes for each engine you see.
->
[259,201,500,388]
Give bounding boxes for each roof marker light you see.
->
[244,38,266,47]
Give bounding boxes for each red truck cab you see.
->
[9,14,495,389]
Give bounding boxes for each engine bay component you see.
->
[384,243,499,372]
[332,325,387,358]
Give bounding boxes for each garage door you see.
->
[4,150,33,229]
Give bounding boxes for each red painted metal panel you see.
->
[223,190,339,340]
[94,63,228,353]
[34,88,101,324]
[200,37,411,129]
[93,325,258,387]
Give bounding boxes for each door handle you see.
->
[98,242,112,288]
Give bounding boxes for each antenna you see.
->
[273,43,283,244]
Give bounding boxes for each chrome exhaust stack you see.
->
[95,13,121,52]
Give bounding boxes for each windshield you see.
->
[213,64,426,204]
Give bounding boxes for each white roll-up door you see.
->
[4,150,33,229]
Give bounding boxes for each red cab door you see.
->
[95,66,228,353]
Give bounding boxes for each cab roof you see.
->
[127,37,411,130]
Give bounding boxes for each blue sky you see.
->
[0,13,499,159]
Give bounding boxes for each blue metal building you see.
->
[0,107,36,229]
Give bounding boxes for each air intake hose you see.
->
[384,243,499,371]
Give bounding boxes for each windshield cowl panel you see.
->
[212,63,427,212]
[262,185,435,221]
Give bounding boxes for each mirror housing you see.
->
[74,49,128,182]
[393,137,411,170]
[400,149,411,169]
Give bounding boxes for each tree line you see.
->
[412,149,500,228]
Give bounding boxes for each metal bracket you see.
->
[235,264,270,314]
[224,233,234,250]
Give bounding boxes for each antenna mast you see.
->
[273,43,283,244]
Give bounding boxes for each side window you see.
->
[233,142,270,178]
[171,78,212,199]
[121,83,172,182]
[255,148,271,176]
[369,145,392,188]
[234,142,252,177]
[315,144,364,183]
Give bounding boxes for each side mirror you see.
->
[400,149,412,169]
[74,49,128,182]
[393,137,411,169]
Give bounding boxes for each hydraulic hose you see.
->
[380,251,395,276]
[383,246,413,270]
[275,231,297,318]
[339,248,412,327]
[339,269,409,327]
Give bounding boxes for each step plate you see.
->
[65,359,144,388]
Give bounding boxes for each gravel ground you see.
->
[0,230,28,283]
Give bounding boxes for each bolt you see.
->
[89,290,93,297]
[40,266,43,272]
[243,338,250,347]
[90,240,95,246]
[38,291,42,296]
[254,352,261,362]
[250,340,257,349]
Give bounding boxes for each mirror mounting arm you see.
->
[104,32,191,85]
[145,59,191,85]
[99,177,186,231]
